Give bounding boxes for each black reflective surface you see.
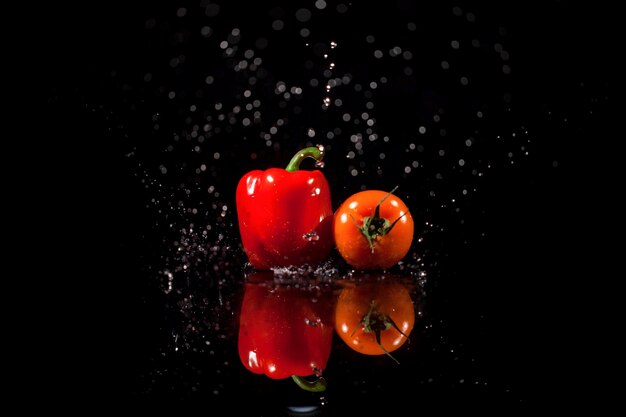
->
[41,0,616,413]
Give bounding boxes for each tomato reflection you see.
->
[334,273,417,363]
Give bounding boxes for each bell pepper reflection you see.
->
[237,272,419,391]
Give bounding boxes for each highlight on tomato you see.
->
[333,186,414,270]
[237,271,335,392]
[334,274,416,363]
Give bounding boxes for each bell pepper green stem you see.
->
[291,375,327,392]
[285,146,325,172]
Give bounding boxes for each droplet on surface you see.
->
[303,231,320,241]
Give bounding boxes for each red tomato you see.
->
[334,279,415,362]
[334,188,414,270]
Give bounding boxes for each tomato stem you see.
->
[291,375,327,392]
[374,329,400,365]
[351,301,409,365]
[285,146,325,172]
[353,186,409,253]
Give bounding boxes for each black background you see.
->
[38,0,616,413]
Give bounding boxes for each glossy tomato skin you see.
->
[334,190,414,270]
[335,280,415,355]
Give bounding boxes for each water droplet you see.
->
[304,317,321,326]
[303,231,320,241]
[314,161,325,168]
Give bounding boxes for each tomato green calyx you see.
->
[351,186,409,253]
[350,300,409,364]
[285,145,325,172]
[291,375,328,392]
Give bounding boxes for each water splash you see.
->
[311,145,325,169]
[322,41,338,108]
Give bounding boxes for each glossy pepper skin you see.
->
[238,272,334,391]
[236,146,333,270]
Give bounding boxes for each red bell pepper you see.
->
[236,146,334,270]
[237,272,334,391]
